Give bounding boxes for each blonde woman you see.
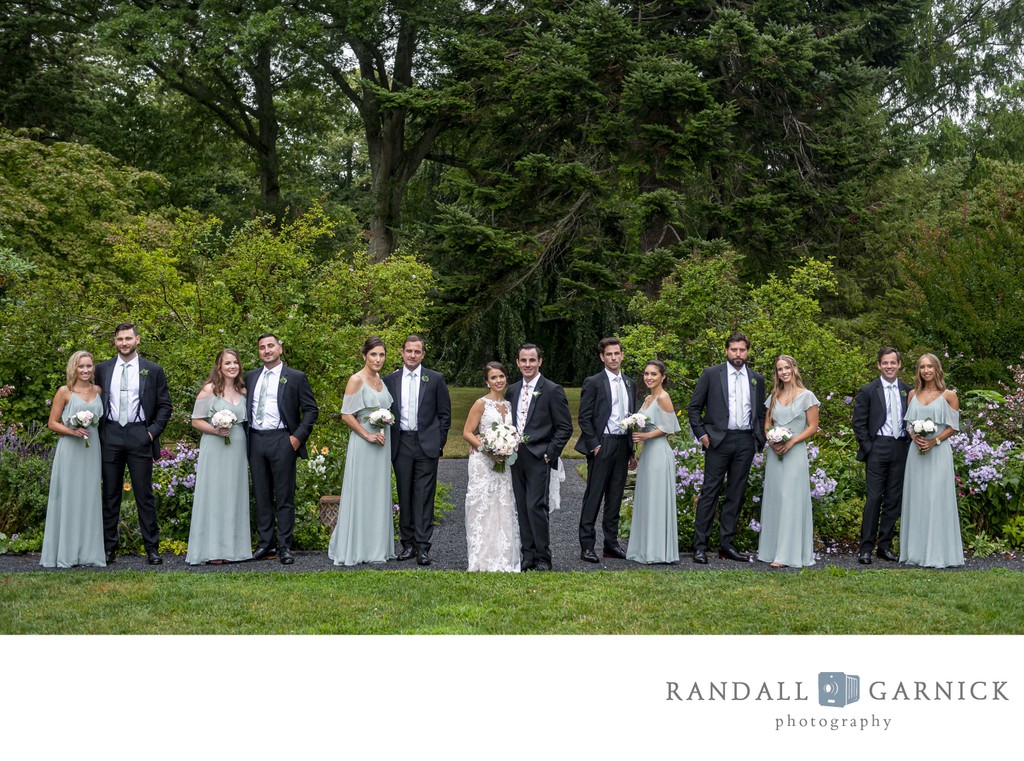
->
[899,353,963,567]
[757,355,819,568]
[41,350,106,567]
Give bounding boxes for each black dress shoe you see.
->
[693,550,708,564]
[580,549,600,563]
[522,560,536,571]
[858,552,873,565]
[533,560,552,572]
[279,548,294,565]
[416,551,432,566]
[877,548,899,562]
[718,547,749,562]
[397,546,418,561]
[105,551,116,565]
[602,544,627,559]
[146,551,163,565]
[252,546,277,561]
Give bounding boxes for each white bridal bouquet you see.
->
[620,412,649,432]
[364,408,396,429]
[66,409,96,447]
[765,426,794,460]
[910,418,937,454]
[480,421,523,473]
[210,409,238,445]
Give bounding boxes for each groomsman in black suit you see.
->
[507,343,574,571]
[246,333,319,564]
[852,347,911,564]
[96,322,173,565]
[383,335,452,566]
[575,337,637,563]
[687,332,767,563]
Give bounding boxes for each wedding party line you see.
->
[39,323,964,571]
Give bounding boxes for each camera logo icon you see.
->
[819,672,860,707]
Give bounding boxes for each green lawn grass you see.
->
[4,568,1023,634]
[444,386,583,458]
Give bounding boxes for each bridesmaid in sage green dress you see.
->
[627,360,681,564]
[900,353,964,568]
[757,354,819,568]
[186,348,252,565]
[41,350,106,568]
[329,336,397,566]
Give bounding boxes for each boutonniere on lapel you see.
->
[279,376,288,385]
[139,368,149,378]
[421,374,429,383]
[532,390,541,398]
[750,378,758,387]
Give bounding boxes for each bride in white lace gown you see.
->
[462,362,521,572]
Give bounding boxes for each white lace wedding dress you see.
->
[465,397,521,572]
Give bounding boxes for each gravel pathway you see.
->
[2,459,1022,573]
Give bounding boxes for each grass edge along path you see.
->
[3,568,1024,635]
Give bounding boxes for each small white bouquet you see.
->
[620,412,649,432]
[210,409,238,445]
[910,418,937,454]
[765,426,793,460]
[364,408,395,430]
[479,421,523,473]
[66,409,96,447]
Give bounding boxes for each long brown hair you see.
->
[769,354,807,419]
[914,353,947,393]
[205,349,246,397]
[65,350,94,389]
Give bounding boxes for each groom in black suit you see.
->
[246,333,319,564]
[507,343,573,571]
[575,337,637,562]
[687,332,767,563]
[96,322,173,565]
[852,347,911,564]
[383,335,451,566]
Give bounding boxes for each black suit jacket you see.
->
[574,370,637,455]
[852,377,912,462]
[383,365,452,460]
[507,375,573,467]
[245,364,319,459]
[95,356,172,459]
[687,362,767,449]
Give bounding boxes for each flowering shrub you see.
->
[0,423,54,535]
[950,384,1024,544]
[150,442,200,542]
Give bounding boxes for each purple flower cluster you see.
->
[949,429,1016,494]
[809,468,837,500]
[152,442,200,498]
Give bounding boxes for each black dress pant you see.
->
[693,430,756,551]
[100,422,159,553]
[394,431,439,552]
[860,435,910,554]
[249,429,298,550]
[578,434,630,551]
[511,448,552,567]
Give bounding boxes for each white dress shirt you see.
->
[252,364,285,431]
[727,365,751,430]
[400,367,420,431]
[878,380,902,438]
[109,358,145,423]
[604,369,627,435]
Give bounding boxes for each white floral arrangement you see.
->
[620,412,649,432]
[479,421,523,473]
[210,409,238,445]
[364,408,395,429]
[66,409,97,447]
[765,426,794,460]
[910,418,937,454]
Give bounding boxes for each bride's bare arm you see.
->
[463,398,486,450]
